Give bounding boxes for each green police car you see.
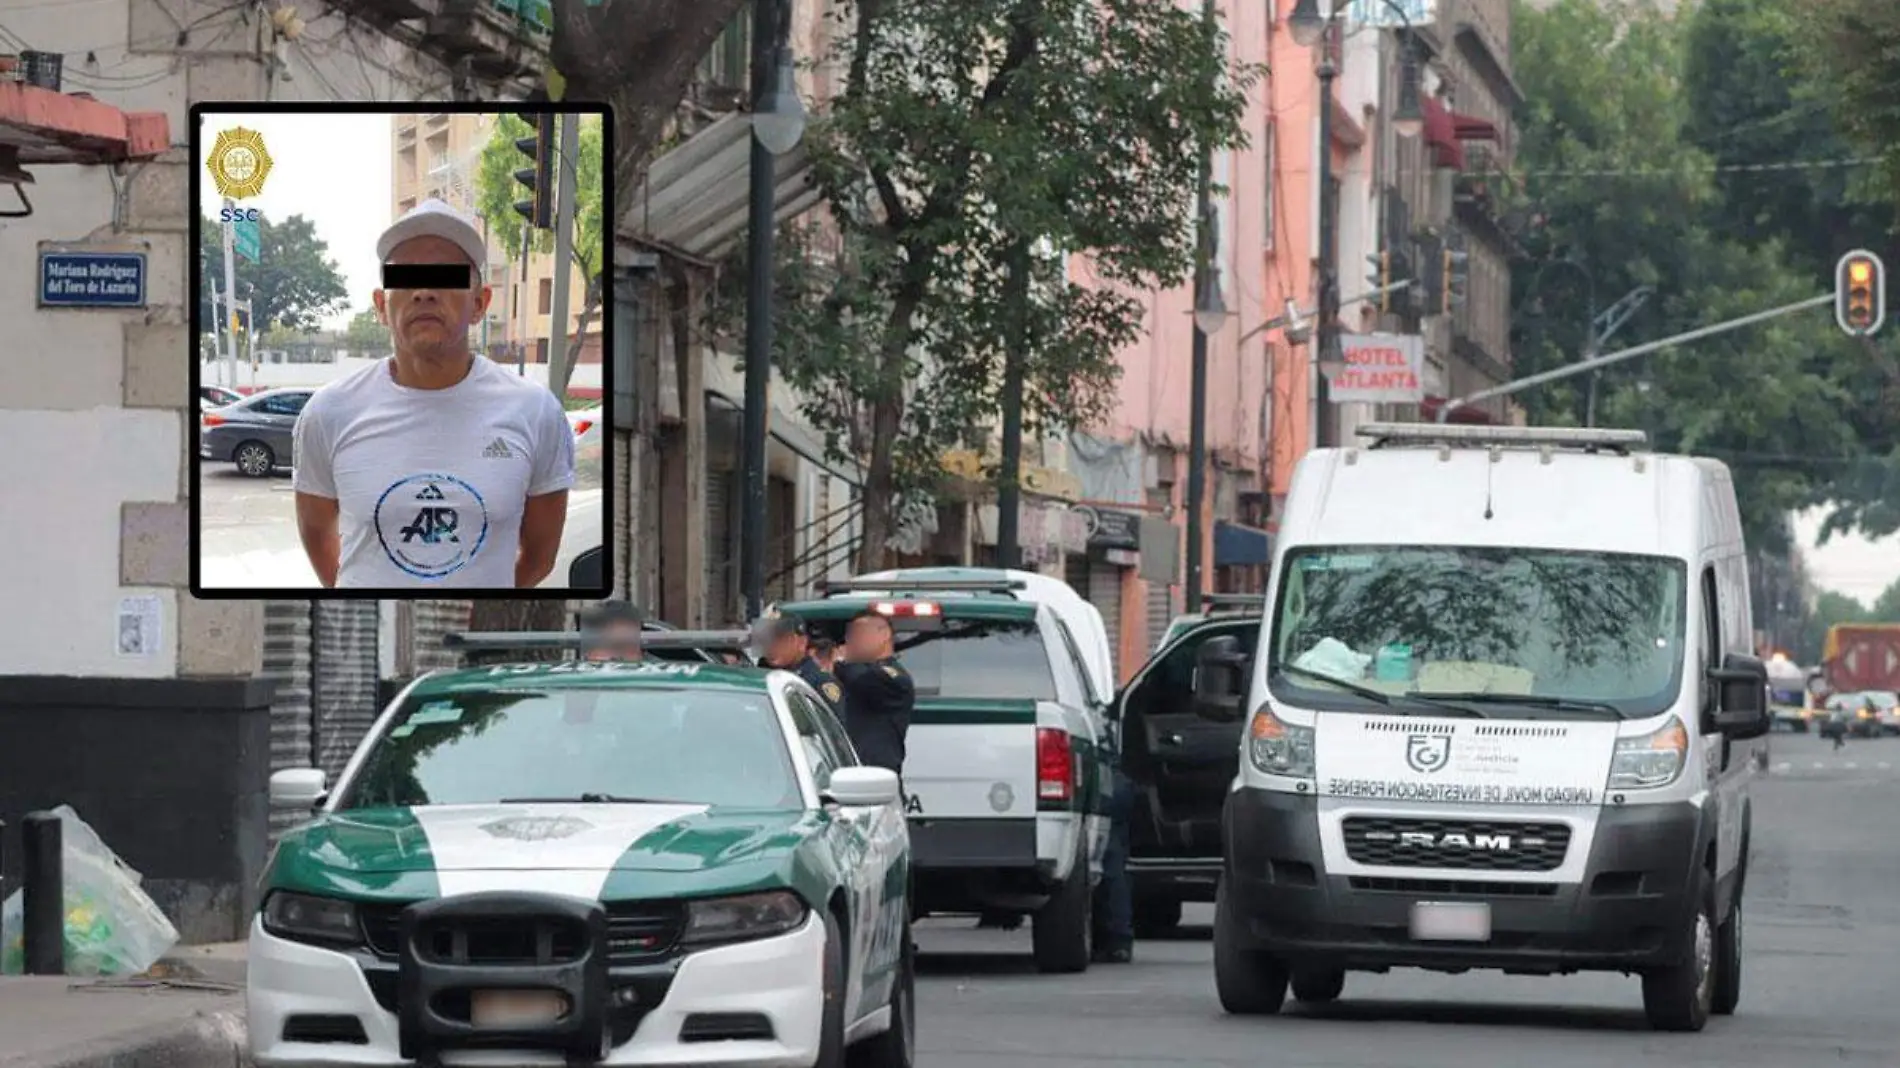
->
[247,654,914,1068]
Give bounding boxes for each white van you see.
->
[1192,424,1772,1033]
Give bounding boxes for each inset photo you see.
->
[188,103,613,598]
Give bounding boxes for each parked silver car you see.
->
[199,387,312,477]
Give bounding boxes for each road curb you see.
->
[9,1008,247,1068]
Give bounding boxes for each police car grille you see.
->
[358,906,403,958]
[1342,817,1570,872]
[605,902,685,963]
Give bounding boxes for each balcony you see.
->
[1452,144,1525,253]
[318,0,549,84]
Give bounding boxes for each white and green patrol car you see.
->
[247,655,914,1068]
[779,568,1118,974]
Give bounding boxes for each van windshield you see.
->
[1268,546,1688,719]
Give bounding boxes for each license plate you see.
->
[1410,901,1491,942]
[470,990,568,1027]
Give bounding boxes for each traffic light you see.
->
[1443,245,1470,314]
[1366,251,1391,312]
[512,113,556,230]
[1835,249,1885,337]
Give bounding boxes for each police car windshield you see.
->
[1268,546,1688,720]
[337,686,801,810]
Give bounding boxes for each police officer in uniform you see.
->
[834,609,914,775]
[754,612,845,711]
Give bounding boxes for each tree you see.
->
[1873,577,1900,622]
[725,0,1254,570]
[475,114,607,398]
[1799,588,1870,663]
[345,308,391,358]
[196,212,348,335]
[1510,0,1869,553]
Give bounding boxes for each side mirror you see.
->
[822,766,902,808]
[569,546,605,590]
[1709,652,1770,738]
[270,767,328,808]
[1193,636,1250,723]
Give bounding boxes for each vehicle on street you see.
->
[1817,623,1900,699]
[777,567,1117,973]
[1765,654,1808,732]
[200,384,243,410]
[1823,691,1892,738]
[1155,593,1267,652]
[1192,423,1771,1033]
[199,387,312,477]
[247,648,914,1068]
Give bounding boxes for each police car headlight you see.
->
[1608,716,1689,790]
[681,891,808,948]
[1247,704,1315,778]
[261,891,361,946]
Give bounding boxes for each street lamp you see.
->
[752,46,806,157]
[1287,0,1329,48]
[1194,263,1231,337]
[1392,45,1425,138]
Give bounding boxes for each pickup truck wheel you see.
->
[1032,846,1093,974]
[1641,886,1714,1032]
[1213,880,1288,1015]
[1133,895,1183,938]
[1291,968,1345,1004]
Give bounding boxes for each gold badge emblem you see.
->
[206,127,273,200]
[823,681,843,703]
[883,665,902,678]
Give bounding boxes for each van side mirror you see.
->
[1193,636,1250,723]
[1709,652,1770,738]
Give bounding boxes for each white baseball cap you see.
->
[377,198,487,271]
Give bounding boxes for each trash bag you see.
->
[1,805,179,975]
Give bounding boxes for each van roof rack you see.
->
[815,578,1027,596]
[1201,593,1265,608]
[1355,422,1647,454]
[444,629,753,653]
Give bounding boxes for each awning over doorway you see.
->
[1214,520,1272,568]
[621,112,822,264]
[0,81,168,165]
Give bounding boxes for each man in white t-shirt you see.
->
[293,199,575,589]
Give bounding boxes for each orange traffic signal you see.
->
[1836,250,1885,336]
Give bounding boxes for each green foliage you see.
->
[1798,588,1872,662]
[1512,0,1891,552]
[345,308,392,357]
[196,212,347,334]
[722,0,1255,564]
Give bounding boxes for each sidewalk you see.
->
[0,949,249,1068]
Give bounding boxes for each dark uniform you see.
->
[835,657,914,774]
[794,656,845,713]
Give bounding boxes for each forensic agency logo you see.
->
[206,127,273,199]
[373,473,491,579]
[1405,732,1452,774]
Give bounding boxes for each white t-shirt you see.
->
[293,356,575,588]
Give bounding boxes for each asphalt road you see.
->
[911,730,1900,1067]
[194,466,603,590]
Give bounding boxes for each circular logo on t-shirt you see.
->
[373,473,491,579]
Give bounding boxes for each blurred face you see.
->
[586,620,644,662]
[845,615,892,660]
[766,631,807,668]
[371,235,491,362]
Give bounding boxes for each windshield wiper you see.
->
[498,793,670,804]
[1276,665,1485,718]
[1417,692,1623,718]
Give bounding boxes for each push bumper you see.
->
[247,901,827,1067]
[1222,789,1705,974]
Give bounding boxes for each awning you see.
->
[621,112,822,265]
[1214,520,1272,568]
[1418,396,1498,425]
[0,81,168,165]
[1421,96,1464,171]
[1453,112,1499,143]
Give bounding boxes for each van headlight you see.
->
[1608,716,1689,790]
[681,891,808,948]
[261,891,361,946]
[1247,704,1315,778]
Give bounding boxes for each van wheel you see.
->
[1641,888,1715,1032]
[1032,846,1092,974]
[1133,895,1182,938]
[816,912,847,1068]
[1213,880,1288,1015]
[1711,893,1742,1016]
[848,930,915,1068]
[1291,968,1345,1004]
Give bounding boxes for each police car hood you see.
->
[295,804,811,875]
[1312,715,1620,806]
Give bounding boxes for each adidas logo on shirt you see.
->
[483,437,515,459]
